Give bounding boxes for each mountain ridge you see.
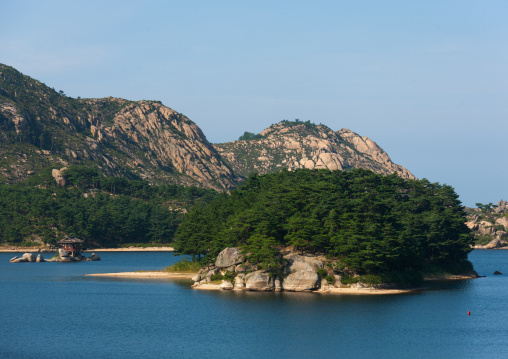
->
[214,121,415,180]
[1,63,414,189]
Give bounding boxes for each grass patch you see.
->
[165,259,201,273]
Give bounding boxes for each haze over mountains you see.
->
[0,64,414,189]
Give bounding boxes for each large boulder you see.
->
[36,254,45,262]
[52,167,68,187]
[21,253,36,262]
[9,256,19,263]
[282,254,322,291]
[215,247,243,268]
[235,262,257,272]
[59,249,69,257]
[234,274,245,289]
[89,253,101,261]
[220,280,234,290]
[485,238,506,249]
[245,271,275,291]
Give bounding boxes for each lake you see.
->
[1,250,507,359]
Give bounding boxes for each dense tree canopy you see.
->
[174,169,474,276]
[0,166,218,247]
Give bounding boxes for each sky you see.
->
[1,0,506,207]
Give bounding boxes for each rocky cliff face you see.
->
[0,64,238,189]
[466,200,508,248]
[214,121,415,180]
[1,64,415,189]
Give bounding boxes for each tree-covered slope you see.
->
[174,169,474,283]
[0,166,218,247]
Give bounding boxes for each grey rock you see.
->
[22,253,36,262]
[275,277,282,292]
[234,274,245,289]
[282,254,322,291]
[215,247,243,268]
[59,249,69,257]
[191,274,202,282]
[235,262,257,273]
[36,254,45,262]
[9,256,19,263]
[220,280,234,290]
[90,253,100,261]
[245,271,274,291]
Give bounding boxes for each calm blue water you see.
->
[1,250,507,359]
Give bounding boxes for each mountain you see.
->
[0,64,414,189]
[0,64,238,190]
[214,121,415,179]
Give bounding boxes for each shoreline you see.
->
[87,271,422,295]
[0,246,174,253]
[85,271,193,279]
[192,283,417,295]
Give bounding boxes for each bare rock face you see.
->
[214,122,416,180]
[282,254,323,291]
[219,280,234,290]
[52,167,68,187]
[467,200,508,248]
[22,253,36,262]
[0,64,239,190]
[215,247,243,268]
[245,271,275,291]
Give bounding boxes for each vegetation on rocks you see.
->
[466,200,508,247]
[174,168,475,284]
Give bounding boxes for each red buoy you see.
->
[468,311,471,316]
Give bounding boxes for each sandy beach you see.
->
[190,282,416,294]
[85,271,194,279]
[83,247,174,252]
[87,271,413,294]
[0,246,174,253]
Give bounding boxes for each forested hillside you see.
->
[0,166,218,247]
[174,169,474,283]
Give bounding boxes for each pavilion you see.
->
[57,237,85,257]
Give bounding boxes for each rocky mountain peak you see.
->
[214,121,415,179]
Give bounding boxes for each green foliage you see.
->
[165,259,201,273]
[475,202,494,213]
[0,166,219,247]
[238,131,263,141]
[325,275,335,284]
[174,168,474,280]
[223,270,236,282]
[210,273,224,281]
[340,275,359,285]
[317,268,327,278]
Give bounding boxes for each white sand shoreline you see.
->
[88,271,418,294]
[0,246,174,253]
[85,271,193,279]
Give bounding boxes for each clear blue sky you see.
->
[1,0,506,207]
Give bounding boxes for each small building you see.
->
[57,237,85,257]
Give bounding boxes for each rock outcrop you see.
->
[0,64,239,190]
[1,64,417,191]
[282,254,323,291]
[193,247,352,292]
[214,122,415,180]
[467,200,508,248]
[9,251,100,263]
